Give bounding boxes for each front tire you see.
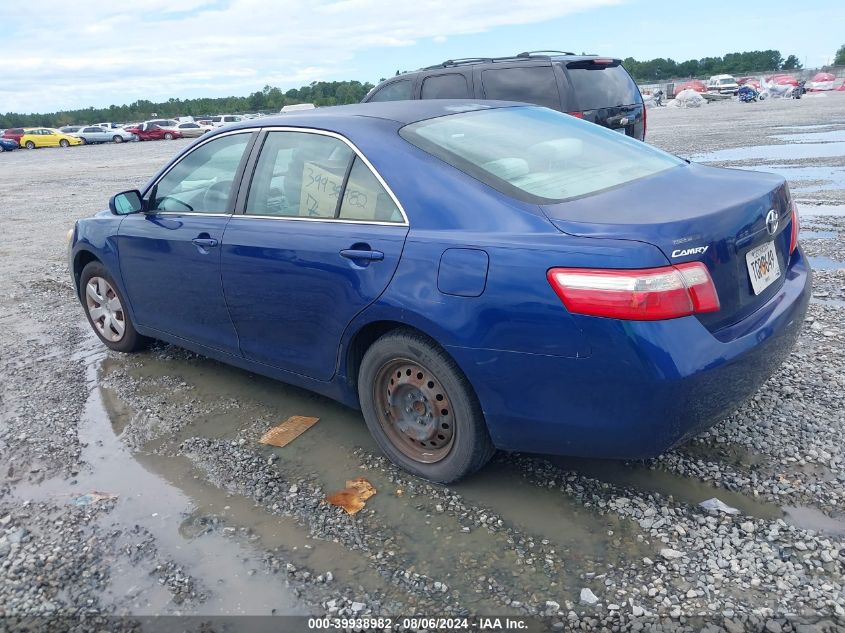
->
[25,141,35,149]
[358,329,494,483]
[164,132,174,140]
[113,135,123,143]
[79,261,146,353]
[59,139,70,148]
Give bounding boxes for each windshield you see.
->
[400,106,683,203]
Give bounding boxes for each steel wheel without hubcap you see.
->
[85,276,125,342]
[374,359,455,463]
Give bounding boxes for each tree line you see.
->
[3,47,842,128]
[622,49,804,83]
[0,80,374,128]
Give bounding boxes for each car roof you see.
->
[226,100,523,130]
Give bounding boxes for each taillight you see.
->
[567,111,584,119]
[547,262,720,321]
[642,103,647,139]
[789,201,799,255]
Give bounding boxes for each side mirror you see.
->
[109,190,144,215]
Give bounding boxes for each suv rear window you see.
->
[400,106,681,203]
[563,61,640,110]
[480,66,560,110]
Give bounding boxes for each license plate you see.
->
[745,241,781,295]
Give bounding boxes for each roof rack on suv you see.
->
[423,51,581,70]
[422,58,494,70]
[517,50,576,57]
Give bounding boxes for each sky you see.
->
[0,0,842,114]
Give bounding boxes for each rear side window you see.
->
[400,106,682,204]
[368,79,412,102]
[563,61,641,110]
[481,66,560,110]
[338,157,403,223]
[421,74,470,99]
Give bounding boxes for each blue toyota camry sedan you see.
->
[69,101,811,482]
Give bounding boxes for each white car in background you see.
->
[173,121,213,138]
[209,114,244,127]
[706,74,739,95]
[280,103,316,113]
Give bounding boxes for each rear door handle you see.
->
[340,249,384,261]
[192,237,219,248]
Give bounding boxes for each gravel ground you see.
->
[1,95,844,632]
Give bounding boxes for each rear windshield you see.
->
[563,61,641,110]
[400,106,682,203]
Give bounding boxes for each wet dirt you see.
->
[3,95,845,626]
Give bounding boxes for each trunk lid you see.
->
[542,163,793,332]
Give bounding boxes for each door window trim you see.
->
[142,128,259,218]
[236,126,408,227]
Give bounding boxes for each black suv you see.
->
[363,51,646,140]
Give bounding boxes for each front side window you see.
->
[400,106,683,203]
[481,66,561,110]
[149,133,251,213]
[368,79,412,102]
[421,74,470,99]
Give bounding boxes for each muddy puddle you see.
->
[12,331,845,616]
[809,255,845,270]
[771,130,845,143]
[692,141,845,163]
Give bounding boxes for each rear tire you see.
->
[79,261,147,353]
[358,328,495,483]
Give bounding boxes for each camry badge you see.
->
[765,209,779,236]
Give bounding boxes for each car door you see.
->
[117,131,256,352]
[221,129,409,380]
[44,129,60,147]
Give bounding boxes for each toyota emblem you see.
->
[765,209,779,236]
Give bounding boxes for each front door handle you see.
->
[192,237,219,248]
[340,249,384,262]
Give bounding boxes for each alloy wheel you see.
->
[85,276,126,342]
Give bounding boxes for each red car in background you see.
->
[124,123,183,141]
[2,128,26,144]
[765,74,799,87]
[673,79,707,94]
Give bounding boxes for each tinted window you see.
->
[563,61,640,110]
[481,66,560,110]
[150,133,251,213]
[84,127,101,133]
[246,132,353,217]
[421,74,470,99]
[400,106,682,204]
[338,157,403,223]
[368,79,412,102]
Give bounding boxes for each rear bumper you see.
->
[448,248,811,459]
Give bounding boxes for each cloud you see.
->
[0,0,622,113]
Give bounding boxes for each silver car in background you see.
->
[75,126,137,144]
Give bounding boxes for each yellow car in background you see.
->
[19,128,84,149]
